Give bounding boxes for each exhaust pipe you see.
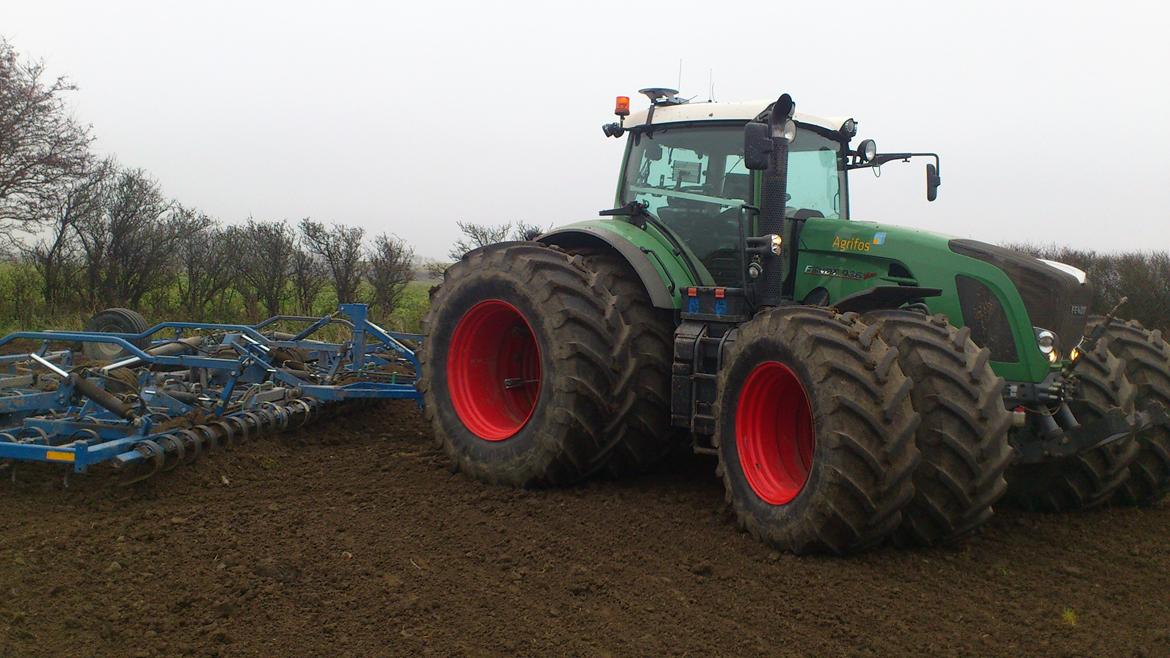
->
[744,94,797,308]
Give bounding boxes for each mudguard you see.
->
[538,226,678,309]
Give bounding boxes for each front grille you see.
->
[956,275,1018,361]
[950,240,1093,359]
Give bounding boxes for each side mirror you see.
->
[926,163,941,202]
[744,122,772,171]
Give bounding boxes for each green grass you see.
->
[0,260,433,334]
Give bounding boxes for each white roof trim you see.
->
[624,99,850,133]
[1039,259,1088,285]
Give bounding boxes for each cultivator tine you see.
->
[157,434,183,472]
[207,420,235,448]
[175,429,202,465]
[120,439,165,486]
[287,399,314,428]
[224,416,248,443]
[241,412,264,439]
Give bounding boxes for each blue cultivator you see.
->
[0,304,420,483]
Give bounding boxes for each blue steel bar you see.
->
[0,304,421,475]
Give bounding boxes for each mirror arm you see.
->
[847,152,940,172]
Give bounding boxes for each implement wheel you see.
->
[864,311,1013,546]
[713,307,920,555]
[1091,318,1170,506]
[1005,338,1139,512]
[82,308,150,362]
[419,242,627,487]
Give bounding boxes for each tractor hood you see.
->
[795,217,1093,375]
[946,238,1092,359]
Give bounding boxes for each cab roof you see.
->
[624,99,852,134]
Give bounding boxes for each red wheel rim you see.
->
[735,361,815,505]
[447,300,541,441]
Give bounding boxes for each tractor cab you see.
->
[610,93,855,286]
[605,90,940,290]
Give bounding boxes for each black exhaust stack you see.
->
[744,94,797,308]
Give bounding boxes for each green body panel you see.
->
[792,217,1050,382]
[551,215,1052,383]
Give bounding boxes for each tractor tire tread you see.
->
[714,307,921,555]
[863,310,1013,546]
[419,242,630,487]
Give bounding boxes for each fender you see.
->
[538,226,680,309]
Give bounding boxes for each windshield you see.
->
[618,123,846,284]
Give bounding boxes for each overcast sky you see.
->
[5,1,1169,258]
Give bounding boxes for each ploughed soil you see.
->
[1,401,1168,657]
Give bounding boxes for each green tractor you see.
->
[419,89,1170,554]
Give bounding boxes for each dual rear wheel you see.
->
[419,242,672,487]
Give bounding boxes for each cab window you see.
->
[619,124,845,285]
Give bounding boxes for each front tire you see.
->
[864,311,1013,546]
[1005,339,1139,512]
[713,308,920,555]
[419,242,627,487]
[1091,318,1170,506]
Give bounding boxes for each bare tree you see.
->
[300,219,366,304]
[513,221,547,241]
[367,233,415,318]
[447,220,512,260]
[233,219,295,318]
[0,38,93,240]
[173,208,237,318]
[22,159,112,313]
[74,166,185,309]
[422,260,450,280]
[447,220,544,260]
[290,242,328,315]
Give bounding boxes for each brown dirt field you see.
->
[2,400,1168,657]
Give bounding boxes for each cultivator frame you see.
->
[0,304,419,482]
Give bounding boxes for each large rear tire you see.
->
[1091,318,1170,506]
[418,242,627,487]
[713,307,920,555]
[864,311,1013,546]
[1005,339,1139,512]
[574,251,674,477]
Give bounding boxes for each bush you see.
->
[1006,244,1170,332]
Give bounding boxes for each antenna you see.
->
[677,59,683,92]
[708,69,715,102]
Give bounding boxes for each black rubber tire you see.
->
[1090,318,1170,506]
[418,242,628,487]
[82,308,151,361]
[1004,338,1139,512]
[713,307,921,555]
[574,250,674,477]
[863,310,1013,546]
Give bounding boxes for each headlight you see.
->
[1035,327,1060,363]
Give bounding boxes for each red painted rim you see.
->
[735,361,815,505]
[447,300,541,441]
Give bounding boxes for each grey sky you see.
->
[5,0,1168,257]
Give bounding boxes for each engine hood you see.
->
[948,239,1093,357]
